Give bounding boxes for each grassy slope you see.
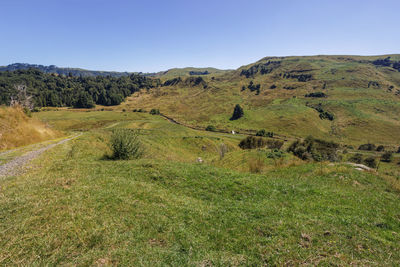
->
[147,67,230,78]
[1,110,399,265]
[0,107,61,151]
[121,55,400,146]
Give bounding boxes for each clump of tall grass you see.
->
[109,129,143,160]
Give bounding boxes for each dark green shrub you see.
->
[230,104,244,120]
[149,109,160,115]
[32,107,41,112]
[376,145,385,152]
[381,151,393,162]
[364,157,377,168]
[358,143,376,151]
[256,129,266,137]
[267,149,285,159]
[109,129,142,160]
[287,136,339,162]
[205,125,216,132]
[305,92,327,98]
[239,136,267,149]
[256,129,274,137]
[319,111,334,120]
[266,139,284,149]
[349,153,363,164]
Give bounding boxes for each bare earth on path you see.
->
[0,134,81,178]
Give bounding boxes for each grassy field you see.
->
[0,110,399,265]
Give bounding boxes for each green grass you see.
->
[1,110,400,265]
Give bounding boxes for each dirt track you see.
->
[0,134,81,178]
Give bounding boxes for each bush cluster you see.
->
[239,136,267,149]
[305,92,327,98]
[349,153,379,168]
[256,129,274,138]
[266,149,285,159]
[287,136,339,162]
[266,139,284,150]
[358,143,376,151]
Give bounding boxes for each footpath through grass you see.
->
[0,110,399,265]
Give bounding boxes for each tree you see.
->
[74,91,95,108]
[230,104,244,120]
[10,84,34,110]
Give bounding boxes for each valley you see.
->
[1,55,400,265]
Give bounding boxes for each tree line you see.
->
[0,69,158,108]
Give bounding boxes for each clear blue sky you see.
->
[1,0,399,72]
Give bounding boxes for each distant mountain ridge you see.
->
[0,63,231,78]
[0,63,133,77]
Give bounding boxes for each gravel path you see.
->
[0,134,81,178]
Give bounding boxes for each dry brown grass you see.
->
[248,156,264,173]
[0,106,61,150]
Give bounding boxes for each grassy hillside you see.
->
[121,55,400,146]
[0,109,399,265]
[144,67,230,79]
[0,107,61,150]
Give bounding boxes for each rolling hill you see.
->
[120,55,400,146]
[143,67,231,78]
